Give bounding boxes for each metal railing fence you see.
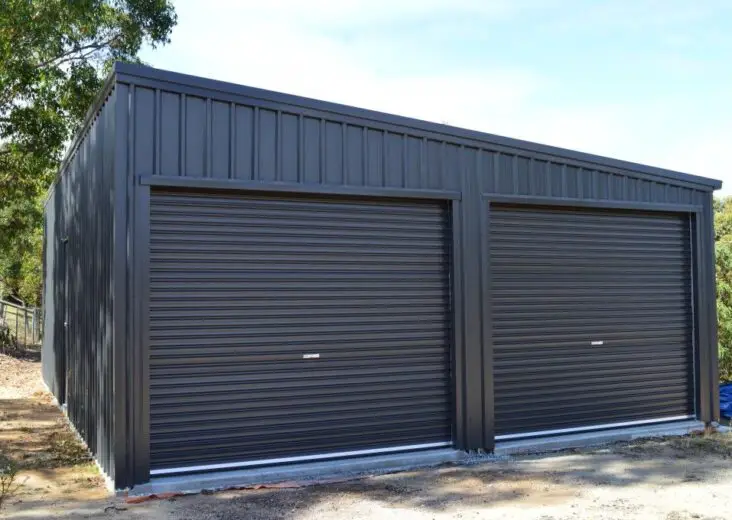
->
[0,299,42,347]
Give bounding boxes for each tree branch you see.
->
[35,35,120,70]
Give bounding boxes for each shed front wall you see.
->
[112,66,718,487]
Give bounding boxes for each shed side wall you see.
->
[42,88,117,481]
[42,187,61,398]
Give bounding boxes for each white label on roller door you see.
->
[591,341,604,346]
[302,353,320,359]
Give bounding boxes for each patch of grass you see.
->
[44,429,91,468]
[667,432,732,457]
[613,432,732,459]
[69,462,99,476]
[14,423,91,471]
[0,341,41,360]
[0,453,22,511]
[70,463,105,486]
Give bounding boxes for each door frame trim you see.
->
[140,174,462,200]
[482,193,702,214]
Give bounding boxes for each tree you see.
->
[0,0,176,305]
[0,145,51,304]
[714,197,732,382]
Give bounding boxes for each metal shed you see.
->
[42,63,722,490]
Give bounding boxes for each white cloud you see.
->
[143,1,542,119]
[223,0,521,26]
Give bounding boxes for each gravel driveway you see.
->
[5,434,731,520]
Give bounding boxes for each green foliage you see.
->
[0,0,176,305]
[0,453,21,511]
[715,197,732,382]
[1,0,177,160]
[0,146,51,305]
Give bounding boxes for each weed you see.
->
[45,428,91,467]
[613,432,732,459]
[0,453,23,511]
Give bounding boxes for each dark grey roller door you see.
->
[149,190,452,472]
[491,205,694,437]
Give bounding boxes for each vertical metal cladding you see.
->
[490,205,694,435]
[102,64,720,486]
[147,190,453,471]
[131,84,464,193]
[118,69,715,449]
[122,70,705,207]
[41,87,117,481]
[42,188,61,398]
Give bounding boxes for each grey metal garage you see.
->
[42,62,721,490]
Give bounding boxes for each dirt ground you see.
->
[2,352,732,520]
[0,349,108,516]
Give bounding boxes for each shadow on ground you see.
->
[0,395,108,516]
[4,434,732,519]
[2,351,731,519]
[0,344,41,361]
[0,398,91,470]
[95,434,730,520]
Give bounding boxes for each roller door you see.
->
[149,190,453,472]
[491,205,694,437]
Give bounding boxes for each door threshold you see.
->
[127,448,464,496]
[494,419,704,456]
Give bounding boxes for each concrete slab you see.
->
[128,448,466,496]
[494,419,705,456]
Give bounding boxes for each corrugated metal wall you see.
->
[119,75,704,207]
[42,87,117,482]
[490,206,694,435]
[42,190,62,398]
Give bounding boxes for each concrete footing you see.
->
[494,419,706,456]
[128,420,709,496]
[128,448,466,496]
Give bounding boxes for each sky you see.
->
[139,0,732,192]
